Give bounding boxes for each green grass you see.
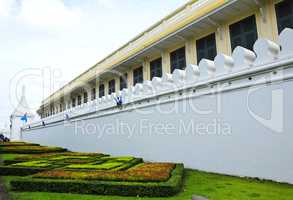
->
[3,169,293,200]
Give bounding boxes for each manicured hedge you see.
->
[0,166,46,176]
[0,146,67,154]
[14,152,108,162]
[0,160,65,176]
[34,162,175,182]
[11,164,184,197]
[114,158,143,171]
[0,142,40,147]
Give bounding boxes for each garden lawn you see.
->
[3,169,293,200]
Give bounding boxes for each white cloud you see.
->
[96,0,115,9]
[0,0,14,17]
[18,0,82,30]
[0,0,190,127]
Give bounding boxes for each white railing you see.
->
[23,28,293,129]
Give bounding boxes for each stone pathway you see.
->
[192,195,209,200]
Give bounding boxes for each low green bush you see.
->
[65,161,124,170]
[12,160,52,168]
[50,156,91,161]
[11,164,184,197]
[0,146,67,154]
[0,166,46,176]
[0,142,40,147]
[33,162,176,182]
[113,158,143,171]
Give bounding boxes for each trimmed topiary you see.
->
[11,164,184,197]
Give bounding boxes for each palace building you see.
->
[37,0,293,118]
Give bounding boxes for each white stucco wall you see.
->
[23,79,293,184]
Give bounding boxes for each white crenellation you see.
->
[185,64,200,83]
[152,77,163,87]
[232,46,256,69]
[214,54,234,74]
[199,59,216,79]
[142,80,153,95]
[133,83,143,96]
[161,73,175,90]
[172,69,186,84]
[253,38,280,65]
[279,28,293,58]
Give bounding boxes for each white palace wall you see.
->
[22,28,293,184]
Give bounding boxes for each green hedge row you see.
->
[0,166,46,176]
[0,142,40,147]
[107,158,143,171]
[0,147,67,154]
[10,164,184,197]
[3,160,24,165]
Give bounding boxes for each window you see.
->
[150,58,162,79]
[133,66,143,85]
[59,98,64,112]
[83,92,88,103]
[229,15,258,51]
[275,0,293,33]
[77,95,82,105]
[91,88,96,100]
[170,47,186,73]
[120,73,128,90]
[108,79,116,94]
[72,98,76,107]
[99,84,105,98]
[50,105,54,115]
[59,104,63,112]
[196,33,217,63]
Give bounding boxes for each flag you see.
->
[20,113,28,123]
[115,96,123,106]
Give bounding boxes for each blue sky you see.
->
[0,0,189,129]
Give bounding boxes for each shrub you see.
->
[0,166,46,176]
[50,156,91,161]
[16,152,107,161]
[65,161,124,170]
[12,160,52,168]
[11,164,184,197]
[34,163,176,182]
[114,158,143,171]
[0,146,67,154]
[0,142,40,147]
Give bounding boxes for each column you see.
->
[115,76,120,93]
[142,58,150,81]
[216,25,232,55]
[161,51,171,74]
[127,68,133,88]
[185,39,196,65]
[255,0,278,42]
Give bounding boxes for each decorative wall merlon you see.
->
[279,28,293,58]
[253,38,280,65]
[232,46,256,69]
